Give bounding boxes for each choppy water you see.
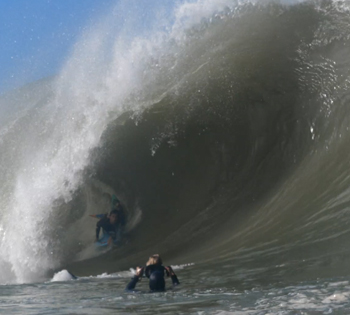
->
[1,0,350,313]
[3,266,350,314]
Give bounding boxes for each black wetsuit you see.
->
[126,265,180,291]
[95,216,119,241]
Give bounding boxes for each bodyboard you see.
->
[95,231,118,248]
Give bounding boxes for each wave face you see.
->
[1,0,350,284]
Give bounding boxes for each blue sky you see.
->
[0,0,176,95]
[0,0,119,94]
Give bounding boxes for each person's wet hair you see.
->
[146,254,162,266]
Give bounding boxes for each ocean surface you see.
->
[1,0,350,313]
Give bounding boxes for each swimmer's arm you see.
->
[125,267,144,291]
[171,274,180,286]
[166,266,180,286]
[125,276,139,290]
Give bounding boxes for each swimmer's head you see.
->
[146,254,162,266]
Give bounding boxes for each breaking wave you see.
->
[0,0,350,284]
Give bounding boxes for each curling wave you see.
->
[0,0,350,284]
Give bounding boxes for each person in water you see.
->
[125,254,180,291]
[95,209,119,245]
[111,198,126,242]
[95,194,127,244]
